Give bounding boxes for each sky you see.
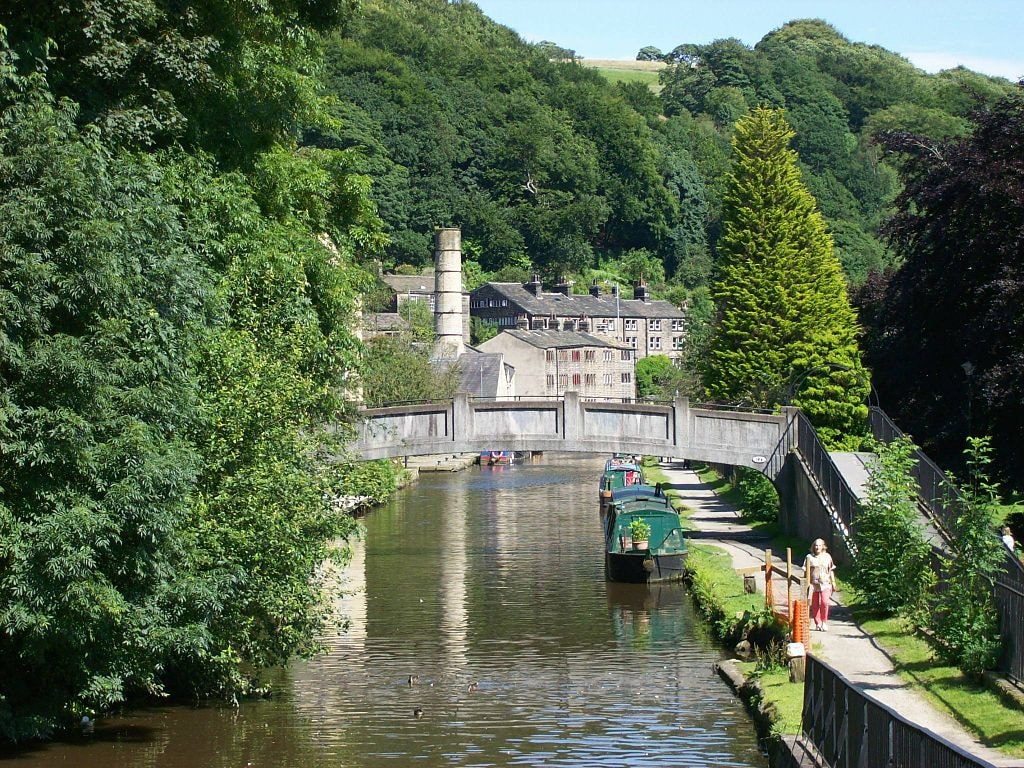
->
[471,0,1024,81]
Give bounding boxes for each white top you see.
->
[805,552,835,592]
[1003,533,1016,550]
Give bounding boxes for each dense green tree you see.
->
[0,79,209,737]
[635,355,685,400]
[1,0,358,161]
[869,86,1024,486]
[703,107,868,447]
[636,46,663,61]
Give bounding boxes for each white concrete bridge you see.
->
[346,392,797,474]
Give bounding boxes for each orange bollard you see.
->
[791,599,810,645]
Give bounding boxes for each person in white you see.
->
[805,538,836,631]
[1002,526,1016,551]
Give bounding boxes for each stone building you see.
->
[468,277,687,363]
[477,329,635,400]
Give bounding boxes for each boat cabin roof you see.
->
[604,459,641,473]
[610,493,677,517]
[610,484,665,503]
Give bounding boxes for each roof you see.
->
[381,273,435,294]
[364,313,410,331]
[456,352,508,398]
[474,282,686,320]
[495,329,631,350]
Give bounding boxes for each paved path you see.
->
[657,460,1023,767]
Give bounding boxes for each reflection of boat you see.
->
[603,484,687,583]
[598,458,644,514]
[605,581,687,648]
[479,450,529,466]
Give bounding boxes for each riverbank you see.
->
[647,460,1024,767]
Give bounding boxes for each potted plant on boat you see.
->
[629,519,651,551]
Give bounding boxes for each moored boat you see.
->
[603,484,687,583]
[479,450,529,466]
[598,457,644,514]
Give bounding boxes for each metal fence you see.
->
[801,654,998,768]
[869,408,958,539]
[996,548,1024,685]
[765,409,860,554]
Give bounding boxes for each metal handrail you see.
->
[801,654,998,768]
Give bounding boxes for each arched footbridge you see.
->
[347,392,798,475]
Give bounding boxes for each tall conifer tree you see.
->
[704,107,868,446]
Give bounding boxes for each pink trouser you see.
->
[811,588,832,626]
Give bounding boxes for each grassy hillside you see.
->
[585,59,665,91]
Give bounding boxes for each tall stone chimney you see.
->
[433,227,465,359]
[524,273,543,296]
[589,280,601,297]
[554,276,574,296]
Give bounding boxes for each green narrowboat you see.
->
[603,484,687,583]
[598,458,644,515]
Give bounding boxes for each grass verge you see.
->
[849,597,1024,757]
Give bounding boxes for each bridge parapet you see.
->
[347,392,794,475]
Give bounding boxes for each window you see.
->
[672,336,684,350]
[558,349,568,361]
[649,319,661,331]
[596,320,609,332]
[571,350,581,362]
[572,373,581,386]
[558,374,568,387]
[489,299,498,307]
[546,374,555,386]
[620,350,632,361]
[603,350,614,362]
[585,373,596,387]
[649,337,662,350]
[584,349,595,362]
[501,299,508,307]
[607,319,617,332]
[672,319,685,331]
[603,373,613,386]
[625,319,637,331]
[621,372,632,383]
[626,336,637,348]
[546,350,555,362]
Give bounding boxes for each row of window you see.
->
[544,349,633,362]
[592,318,686,332]
[620,336,685,350]
[471,298,510,308]
[545,372,633,387]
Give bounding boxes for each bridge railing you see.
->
[869,407,959,540]
[766,409,859,555]
[800,654,998,768]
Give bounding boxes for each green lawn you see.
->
[582,59,664,92]
[851,602,1024,757]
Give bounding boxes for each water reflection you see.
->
[4,454,765,768]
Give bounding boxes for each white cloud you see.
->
[904,51,1024,81]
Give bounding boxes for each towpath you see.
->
[657,460,1022,767]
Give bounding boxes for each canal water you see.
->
[7,454,767,767]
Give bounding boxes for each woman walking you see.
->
[805,538,836,631]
